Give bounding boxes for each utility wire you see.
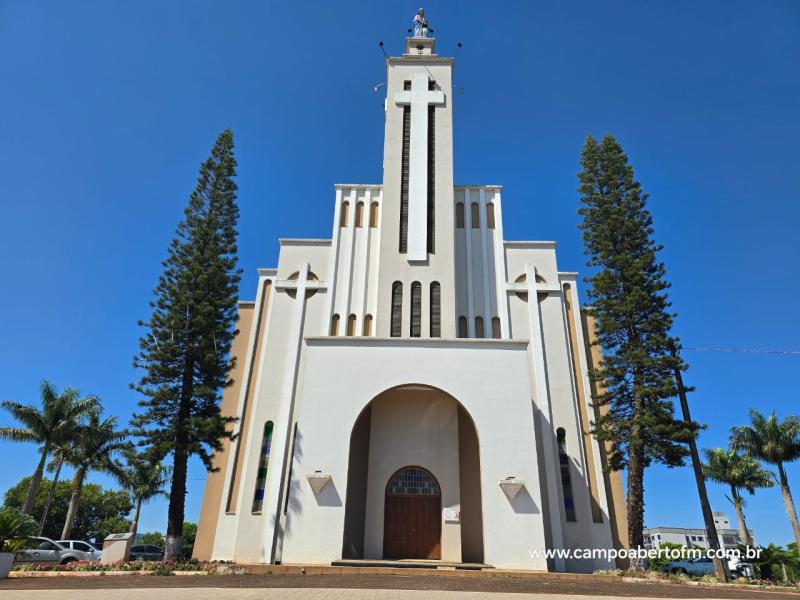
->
[683,346,800,356]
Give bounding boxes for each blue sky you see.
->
[1,1,798,546]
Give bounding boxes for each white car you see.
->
[666,556,753,578]
[57,540,102,561]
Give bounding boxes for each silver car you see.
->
[13,536,91,565]
[57,540,102,561]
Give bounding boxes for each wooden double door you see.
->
[383,466,442,560]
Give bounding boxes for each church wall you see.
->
[214,242,332,563]
[539,291,612,571]
[363,388,461,561]
[457,405,484,563]
[329,185,382,337]
[453,186,502,338]
[193,301,255,561]
[376,57,457,339]
[279,337,549,570]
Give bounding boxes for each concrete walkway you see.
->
[0,589,756,600]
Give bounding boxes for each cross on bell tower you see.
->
[394,72,444,262]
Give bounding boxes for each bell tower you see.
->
[376,33,457,338]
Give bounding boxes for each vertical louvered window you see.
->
[355,202,364,227]
[458,316,468,338]
[410,282,422,337]
[429,282,441,338]
[399,106,411,253]
[471,203,480,228]
[391,282,403,337]
[370,202,379,227]
[340,202,349,227]
[475,316,485,338]
[363,314,373,336]
[346,314,356,336]
[486,203,495,229]
[557,428,577,521]
[330,314,340,336]
[251,421,273,514]
[427,102,435,253]
[491,317,501,339]
[456,203,465,228]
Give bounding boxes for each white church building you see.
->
[194,34,627,572]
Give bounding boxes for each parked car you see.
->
[666,556,754,578]
[128,544,164,561]
[13,536,91,565]
[57,540,102,561]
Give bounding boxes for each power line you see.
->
[683,346,800,356]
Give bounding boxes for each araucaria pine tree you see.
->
[132,130,241,560]
[578,134,695,562]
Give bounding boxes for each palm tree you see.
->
[702,447,773,546]
[121,447,170,538]
[0,382,98,514]
[732,409,800,548]
[59,412,128,539]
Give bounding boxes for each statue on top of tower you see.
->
[412,9,431,38]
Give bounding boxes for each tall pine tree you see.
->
[578,133,695,565]
[132,130,240,559]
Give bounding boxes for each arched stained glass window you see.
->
[387,467,440,496]
[252,421,274,514]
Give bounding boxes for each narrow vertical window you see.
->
[557,428,577,521]
[474,316,485,338]
[399,106,410,253]
[491,317,501,339]
[252,421,273,513]
[340,202,349,227]
[486,202,495,229]
[410,281,422,337]
[427,103,436,253]
[346,314,356,336]
[456,203,465,228]
[369,202,379,227]
[355,202,364,227]
[429,282,441,338]
[391,282,403,337]
[363,314,373,336]
[471,203,480,228]
[458,316,468,338]
[330,314,340,336]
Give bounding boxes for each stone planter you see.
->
[0,552,14,579]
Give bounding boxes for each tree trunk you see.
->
[23,445,49,514]
[626,436,646,571]
[38,457,63,535]
[673,362,728,581]
[129,499,142,536]
[730,488,751,547]
[165,354,193,562]
[165,444,187,561]
[777,463,800,549]
[61,469,86,540]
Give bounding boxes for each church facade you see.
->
[194,35,626,572]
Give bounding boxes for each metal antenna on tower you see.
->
[454,42,463,57]
[378,41,388,58]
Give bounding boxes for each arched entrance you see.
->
[341,384,484,564]
[383,466,441,559]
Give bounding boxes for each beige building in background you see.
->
[194,34,626,572]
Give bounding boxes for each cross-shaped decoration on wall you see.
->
[394,72,445,262]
